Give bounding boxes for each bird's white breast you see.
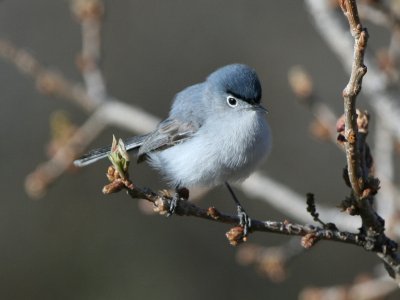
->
[149,111,271,188]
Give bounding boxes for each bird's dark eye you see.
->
[227,96,238,107]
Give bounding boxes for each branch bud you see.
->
[226,226,247,246]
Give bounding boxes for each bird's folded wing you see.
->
[137,118,199,162]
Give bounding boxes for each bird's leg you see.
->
[167,187,189,216]
[225,182,251,237]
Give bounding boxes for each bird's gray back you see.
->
[136,83,206,161]
[169,83,207,125]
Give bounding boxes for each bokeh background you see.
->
[0,1,399,299]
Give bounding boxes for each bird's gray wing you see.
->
[137,118,199,162]
[75,118,199,167]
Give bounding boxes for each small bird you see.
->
[74,64,271,235]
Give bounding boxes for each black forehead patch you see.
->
[226,89,258,105]
[207,64,262,104]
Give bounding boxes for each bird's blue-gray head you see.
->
[206,64,262,105]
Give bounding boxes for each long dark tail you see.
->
[73,135,148,167]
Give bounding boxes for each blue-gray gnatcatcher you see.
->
[74,64,271,235]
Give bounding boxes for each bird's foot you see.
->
[167,187,189,217]
[237,205,252,237]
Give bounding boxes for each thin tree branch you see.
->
[102,161,397,256]
[307,0,400,280]
[339,0,385,240]
[305,0,400,141]
[339,0,368,198]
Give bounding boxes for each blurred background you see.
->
[0,0,399,299]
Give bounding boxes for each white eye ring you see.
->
[227,96,238,107]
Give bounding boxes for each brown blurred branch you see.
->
[300,271,398,300]
[0,39,95,112]
[25,106,107,198]
[288,65,339,142]
[236,238,304,282]
[73,0,107,104]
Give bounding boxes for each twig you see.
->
[305,0,400,141]
[339,0,368,198]
[305,0,400,280]
[103,161,397,254]
[338,0,388,244]
[103,138,397,256]
[340,0,399,279]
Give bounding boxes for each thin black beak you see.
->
[253,104,269,114]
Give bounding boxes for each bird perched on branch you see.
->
[74,64,271,236]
